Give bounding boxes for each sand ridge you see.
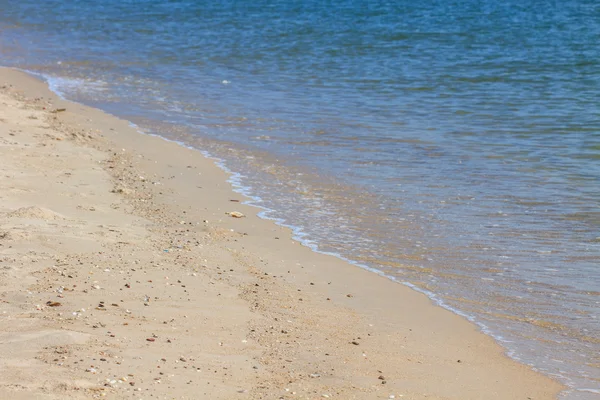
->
[0,67,565,399]
[6,206,66,220]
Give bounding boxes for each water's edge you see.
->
[12,67,573,398]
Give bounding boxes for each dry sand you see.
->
[0,67,564,399]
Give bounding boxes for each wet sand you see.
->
[0,67,564,399]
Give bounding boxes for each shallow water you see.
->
[0,0,598,396]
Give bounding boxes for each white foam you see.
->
[15,68,107,99]
[578,389,600,394]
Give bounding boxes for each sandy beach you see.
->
[0,67,564,399]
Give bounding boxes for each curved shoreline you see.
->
[0,66,565,399]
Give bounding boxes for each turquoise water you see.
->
[0,0,598,396]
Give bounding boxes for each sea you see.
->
[0,0,598,397]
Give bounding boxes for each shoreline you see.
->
[0,67,565,399]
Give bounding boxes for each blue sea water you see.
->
[0,0,598,397]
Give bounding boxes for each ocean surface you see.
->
[0,0,598,396]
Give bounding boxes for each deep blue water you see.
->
[0,0,599,397]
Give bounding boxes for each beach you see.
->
[0,67,566,399]
[3,1,600,393]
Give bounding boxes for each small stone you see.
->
[227,211,245,218]
[146,338,155,342]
